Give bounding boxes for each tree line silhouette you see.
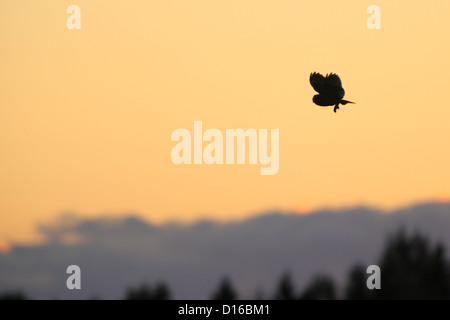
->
[2,229,450,300]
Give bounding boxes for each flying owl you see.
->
[310,72,354,112]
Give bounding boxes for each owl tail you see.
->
[340,100,355,105]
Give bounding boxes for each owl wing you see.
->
[323,73,342,88]
[310,72,325,93]
[323,73,345,99]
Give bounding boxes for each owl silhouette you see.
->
[310,72,354,112]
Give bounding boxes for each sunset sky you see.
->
[1,0,450,245]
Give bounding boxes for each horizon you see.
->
[2,197,450,251]
[2,199,450,299]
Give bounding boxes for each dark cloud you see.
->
[1,202,450,299]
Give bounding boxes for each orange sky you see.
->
[1,0,450,244]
